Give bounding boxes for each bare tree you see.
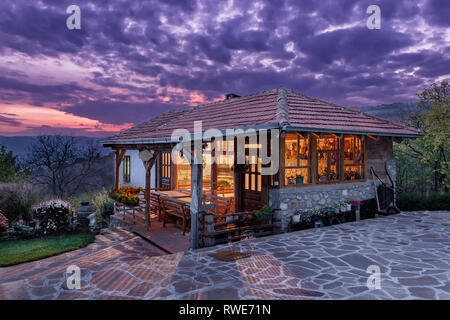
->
[26,135,105,197]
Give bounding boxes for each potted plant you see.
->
[349,200,361,221]
[287,176,295,185]
[251,205,273,223]
[292,214,300,224]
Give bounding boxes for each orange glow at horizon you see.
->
[0,104,133,134]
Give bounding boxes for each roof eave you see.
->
[101,123,281,147]
[283,125,423,138]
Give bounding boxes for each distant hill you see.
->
[1,103,425,159]
[357,102,427,123]
[0,136,112,159]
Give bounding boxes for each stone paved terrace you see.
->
[0,211,449,300]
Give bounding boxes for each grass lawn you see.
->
[0,233,95,267]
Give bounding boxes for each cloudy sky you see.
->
[0,0,448,137]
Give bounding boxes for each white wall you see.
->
[119,150,156,188]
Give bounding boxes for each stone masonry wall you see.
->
[269,182,375,233]
[270,136,395,234]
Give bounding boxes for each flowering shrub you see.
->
[33,200,72,234]
[0,212,8,232]
[109,186,143,207]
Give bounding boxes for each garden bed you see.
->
[0,233,95,267]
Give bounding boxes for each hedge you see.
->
[396,193,450,211]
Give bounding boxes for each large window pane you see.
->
[344,135,364,180]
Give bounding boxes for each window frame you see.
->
[123,155,131,183]
[343,135,365,181]
[281,132,367,188]
[284,133,312,185]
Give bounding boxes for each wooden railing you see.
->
[114,188,169,230]
[114,192,148,229]
[201,211,273,247]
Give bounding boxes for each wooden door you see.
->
[159,151,172,189]
[240,149,264,211]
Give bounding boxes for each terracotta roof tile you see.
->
[103,88,420,144]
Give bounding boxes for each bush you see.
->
[0,212,8,232]
[91,189,115,226]
[397,193,450,211]
[0,183,38,223]
[33,200,73,235]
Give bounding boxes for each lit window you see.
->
[316,135,339,182]
[344,135,364,180]
[123,156,130,183]
[285,133,311,185]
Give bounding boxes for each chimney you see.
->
[225,93,241,100]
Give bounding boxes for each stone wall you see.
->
[270,136,395,234]
[270,182,375,233]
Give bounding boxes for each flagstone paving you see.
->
[0,211,449,300]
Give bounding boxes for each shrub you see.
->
[0,183,38,223]
[0,212,8,232]
[397,193,450,211]
[33,200,73,235]
[91,189,115,226]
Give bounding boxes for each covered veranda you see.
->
[108,137,253,250]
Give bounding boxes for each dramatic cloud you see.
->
[0,0,448,136]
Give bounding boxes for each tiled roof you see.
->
[103,88,421,144]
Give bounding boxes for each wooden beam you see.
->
[190,162,203,250]
[114,149,126,190]
[233,136,241,213]
[296,132,304,139]
[339,135,344,182]
[140,149,160,229]
[311,135,318,184]
[367,134,378,141]
[279,131,286,187]
[311,132,320,139]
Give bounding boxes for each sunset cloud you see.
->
[0,0,448,136]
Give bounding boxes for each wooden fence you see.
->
[201,211,273,247]
[114,193,148,229]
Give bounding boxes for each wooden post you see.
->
[339,135,345,182]
[279,131,286,187]
[190,159,203,250]
[233,136,241,212]
[204,214,215,247]
[139,149,160,230]
[211,140,217,195]
[114,149,126,190]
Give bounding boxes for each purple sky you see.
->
[0,0,448,137]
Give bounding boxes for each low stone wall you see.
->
[270,181,375,233]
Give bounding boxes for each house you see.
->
[102,88,421,247]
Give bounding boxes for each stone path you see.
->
[0,211,449,300]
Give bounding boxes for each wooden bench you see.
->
[203,194,233,223]
[161,197,190,235]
